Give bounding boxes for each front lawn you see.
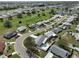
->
[31,49,47,58]
[4,44,15,56]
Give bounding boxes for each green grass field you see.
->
[0,8,55,41]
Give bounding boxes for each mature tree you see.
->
[42,13,46,16]
[41,9,45,11]
[19,21,22,24]
[0,18,3,22]
[31,9,36,14]
[22,11,26,14]
[50,8,55,15]
[38,13,41,17]
[57,38,70,51]
[4,20,12,28]
[37,11,40,13]
[24,37,36,50]
[27,11,31,16]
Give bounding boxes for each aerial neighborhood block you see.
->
[0,1,79,58]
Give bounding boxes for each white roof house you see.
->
[63,22,71,26]
[30,34,38,39]
[44,31,57,38]
[72,33,79,41]
[49,45,71,58]
[44,52,53,58]
[66,16,74,23]
[76,24,79,32]
[17,26,27,32]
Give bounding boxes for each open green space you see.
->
[0,8,56,41]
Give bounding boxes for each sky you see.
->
[0,0,78,1]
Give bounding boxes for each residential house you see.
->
[62,22,71,29]
[76,24,79,32]
[49,45,71,58]
[66,16,74,23]
[4,31,17,39]
[58,23,67,30]
[72,33,79,41]
[43,20,50,24]
[63,22,71,26]
[35,35,47,46]
[29,24,37,30]
[36,22,45,28]
[44,31,57,39]
[17,26,27,32]
[52,28,62,34]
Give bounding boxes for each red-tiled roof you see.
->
[0,42,5,53]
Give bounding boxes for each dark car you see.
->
[4,31,17,39]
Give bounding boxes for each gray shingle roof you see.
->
[35,35,46,46]
[49,45,70,58]
[4,31,17,39]
[44,31,57,38]
[53,28,62,34]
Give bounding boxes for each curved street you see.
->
[15,32,33,58]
